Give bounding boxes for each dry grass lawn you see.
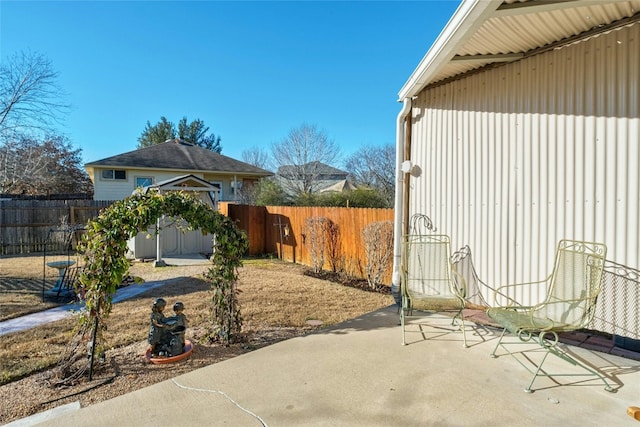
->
[0,254,78,321]
[0,254,393,424]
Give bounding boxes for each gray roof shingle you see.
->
[85,140,272,176]
[277,161,348,178]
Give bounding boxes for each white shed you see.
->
[127,174,220,262]
[394,0,640,340]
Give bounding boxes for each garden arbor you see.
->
[77,190,248,371]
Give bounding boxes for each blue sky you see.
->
[0,0,460,167]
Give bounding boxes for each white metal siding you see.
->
[409,22,640,307]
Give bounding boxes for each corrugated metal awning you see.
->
[399,0,640,99]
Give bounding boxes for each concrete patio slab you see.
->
[28,306,640,427]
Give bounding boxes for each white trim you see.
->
[209,181,223,202]
[397,0,502,100]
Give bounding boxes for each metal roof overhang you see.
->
[398,0,640,100]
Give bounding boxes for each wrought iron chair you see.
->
[487,239,614,393]
[401,234,468,347]
[55,265,83,302]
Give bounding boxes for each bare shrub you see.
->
[362,221,394,289]
[325,220,344,273]
[305,216,328,273]
[305,217,345,274]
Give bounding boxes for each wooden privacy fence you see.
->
[2,200,395,282]
[219,203,395,281]
[0,200,114,255]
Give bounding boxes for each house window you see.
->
[101,169,127,180]
[136,177,153,188]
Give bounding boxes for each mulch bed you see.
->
[303,269,391,294]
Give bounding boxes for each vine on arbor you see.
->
[76,190,248,371]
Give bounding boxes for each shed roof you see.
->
[85,140,273,177]
[399,0,640,99]
[141,174,220,193]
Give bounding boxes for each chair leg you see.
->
[490,328,508,358]
[524,350,551,393]
[523,345,615,393]
[545,342,615,393]
[491,330,615,393]
[401,300,469,347]
[451,308,468,348]
[458,317,468,348]
[401,299,407,346]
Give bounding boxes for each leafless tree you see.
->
[345,143,395,207]
[0,134,92,195]
[272,123,340,196]
[0,51,69,138]
[241,146,271,170]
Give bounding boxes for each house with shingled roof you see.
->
[84,139,272,202]
[275,161,356,196]
[84,139,272,260]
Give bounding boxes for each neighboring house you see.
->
[84,139,272,259]
[275,161,356,195]
[392,1,640,339]
[85,139,272,201]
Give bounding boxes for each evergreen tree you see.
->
[138,116,222,152]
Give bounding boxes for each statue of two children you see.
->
[147,298,187,357]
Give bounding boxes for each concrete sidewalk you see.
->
[0,254,210,337]
[24,306,640,427]
[0,279,170,336]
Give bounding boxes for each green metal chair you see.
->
[401,234,467,347]
[487,239,614,393]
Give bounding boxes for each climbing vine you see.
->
[76,190,248,368]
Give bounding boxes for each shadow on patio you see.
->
[36,305,640,427]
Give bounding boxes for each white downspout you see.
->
[391,98,411,306]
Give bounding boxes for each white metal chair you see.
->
[487,239,614,393]
[401,234,467,347]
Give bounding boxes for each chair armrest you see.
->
[529,294,598,331]
[492,275,552,307]
[450,266,467,299]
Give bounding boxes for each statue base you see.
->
[144,340,193,364]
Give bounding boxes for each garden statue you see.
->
[147,298,167,356]
[161,301,187,356]
[147,298,188,357]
